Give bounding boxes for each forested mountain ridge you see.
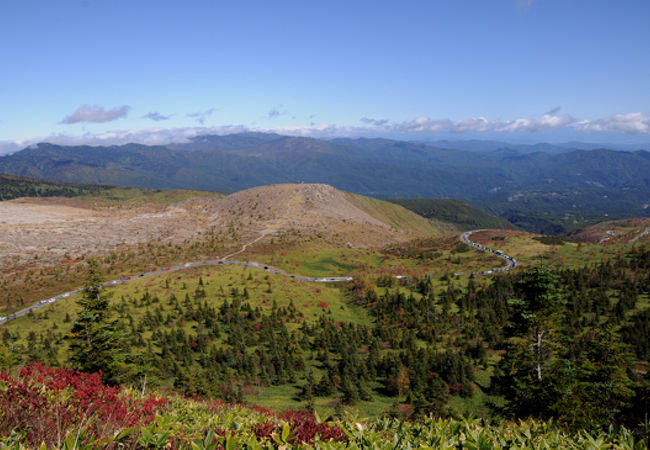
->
[1,134,648,233]
[0,173,112,200]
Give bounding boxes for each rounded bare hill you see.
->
[191,183,454,247]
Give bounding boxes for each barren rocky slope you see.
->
[0,198,206,269]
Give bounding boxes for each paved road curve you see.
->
[459,229,518,275]
[0,230,517,325]
[0,257,354,325]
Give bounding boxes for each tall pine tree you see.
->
[67,259,120,384]
[498,266,563,418]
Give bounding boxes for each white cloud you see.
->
[453,117,493,133]
[363,113,575,134]
[387,117,453,133]
[496,114,575,132]
[62,104,131,124]
[142,112,171,121]
[270,123,361,138]
[573,112,650,134]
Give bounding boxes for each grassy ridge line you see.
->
[388,198,514,231]
[347,193,456,237]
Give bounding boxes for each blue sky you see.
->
[1,0,649,152]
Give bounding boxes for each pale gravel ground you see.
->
[0,199,206,268]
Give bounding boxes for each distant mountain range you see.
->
[0,132,648,233]
[425,139,650,154]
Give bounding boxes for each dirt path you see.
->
[222,229,276,260]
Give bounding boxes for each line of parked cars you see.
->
[461,231,518,275]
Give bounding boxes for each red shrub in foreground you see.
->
[249,404,274,416]
[252,420,276,440]
[0,363,166,447]
[281,411,347,444]
[253,410,346,445]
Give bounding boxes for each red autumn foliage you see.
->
[252,410,346,445]
[252,420,276,440]
[282,410,346,444]
[317,301,329,309]
[249,404,274,416]
[0,363,166,448]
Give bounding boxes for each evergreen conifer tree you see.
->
[67,259,120,384]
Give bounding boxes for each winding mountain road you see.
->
[459,229,518,275]
[0,229,517,325]
[0,257,354,325]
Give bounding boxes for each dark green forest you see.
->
[0,173,111,201]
